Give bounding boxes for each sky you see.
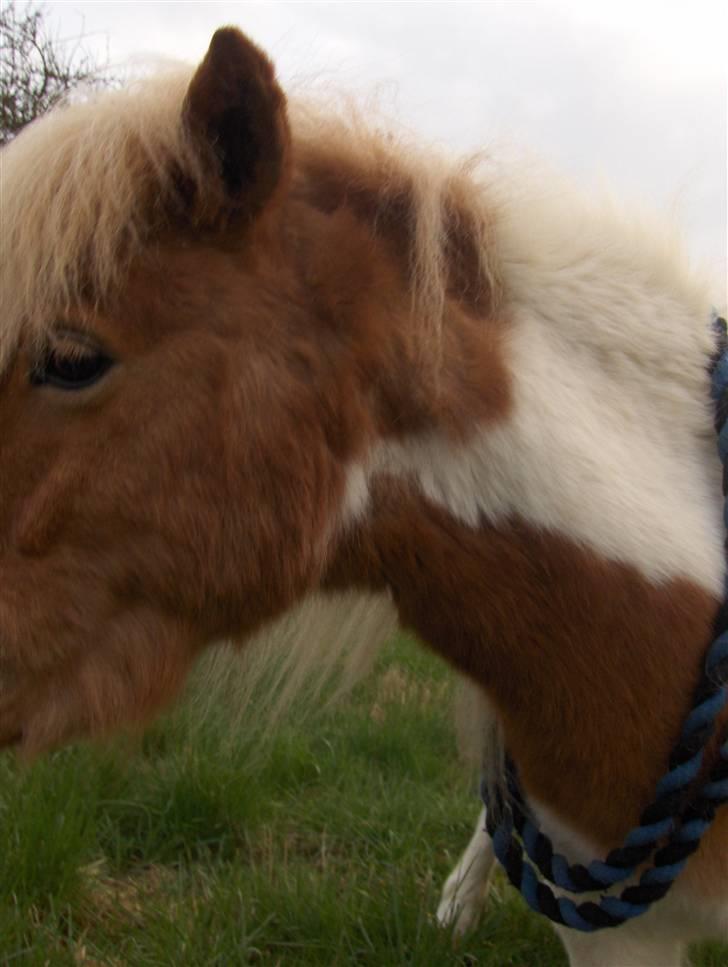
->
[40,0,727,290]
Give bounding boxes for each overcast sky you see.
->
[42,0,727,291]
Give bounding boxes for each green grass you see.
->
[0,636,725,965]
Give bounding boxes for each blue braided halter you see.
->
[481,314,728,932]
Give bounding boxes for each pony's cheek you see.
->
[12,470,82,555]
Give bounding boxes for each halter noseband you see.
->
[482,313,728,932]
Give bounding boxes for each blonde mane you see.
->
[0,66,500,375]
[1,70,194,371]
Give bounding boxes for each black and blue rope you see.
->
[481,315,728,931]
[484,734,728,932]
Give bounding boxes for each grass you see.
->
[0,636,726,966]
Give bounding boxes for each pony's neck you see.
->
[303,165,726,846]
[325,485,722,847]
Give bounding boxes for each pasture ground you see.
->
[1,636,726,966]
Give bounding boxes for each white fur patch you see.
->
[342,184,725,598]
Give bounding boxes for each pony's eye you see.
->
[30,346,114,391]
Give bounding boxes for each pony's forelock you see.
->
[0,68,502,374]
[0,68,208,370]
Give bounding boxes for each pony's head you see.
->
[0,26,505,753]
[0,30,369,751]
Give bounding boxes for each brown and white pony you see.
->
[0,28,725,966]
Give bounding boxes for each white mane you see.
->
[350,174,724,595]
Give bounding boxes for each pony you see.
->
[0,27,726,966]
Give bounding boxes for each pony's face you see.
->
[0,30,355,753]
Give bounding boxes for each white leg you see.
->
[437,806,495,935]
[556,925,686,967]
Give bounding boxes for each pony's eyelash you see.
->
[44,342,93,365]
[47,328,103,359]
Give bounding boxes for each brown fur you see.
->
[325,482,728,895]
[326,484,723,836]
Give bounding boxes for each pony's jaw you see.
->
[0,606,207,755]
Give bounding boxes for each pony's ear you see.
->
[182,28,290,226]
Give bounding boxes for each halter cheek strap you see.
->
[481,314,728,932]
